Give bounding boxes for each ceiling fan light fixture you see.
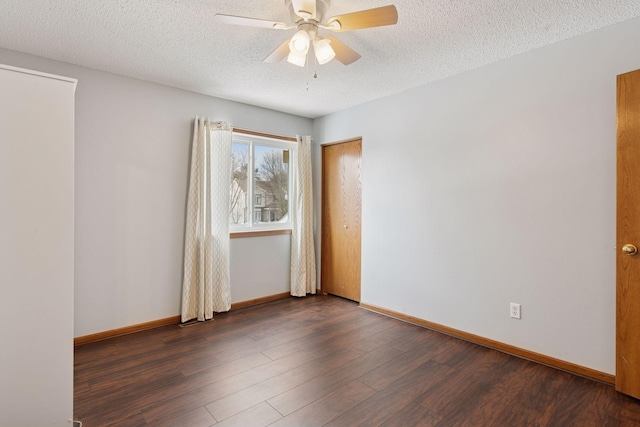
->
[314,38,335,65]
[287,50,307,67]
[289,30,310,54]
[218,0,397,68]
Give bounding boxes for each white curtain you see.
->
[290,135,317,296]
[181,117,232,322]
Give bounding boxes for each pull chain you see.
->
[304,49,319,91]
[305,50,310,91]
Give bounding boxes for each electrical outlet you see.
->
[510,303,521,319]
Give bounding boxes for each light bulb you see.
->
[289,30,310,55]
[314,38,335,65]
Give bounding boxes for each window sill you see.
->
[230,229,292,239]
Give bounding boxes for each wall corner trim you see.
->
[359,302,615,385]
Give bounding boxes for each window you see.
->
[229,133,295,231]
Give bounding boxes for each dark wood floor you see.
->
[75,294,640,426]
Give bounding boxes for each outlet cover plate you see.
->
[510,303,521,319]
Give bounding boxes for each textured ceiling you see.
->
[1,0,639,118]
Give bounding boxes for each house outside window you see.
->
[229,132,295,231]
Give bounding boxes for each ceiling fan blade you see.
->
[264,40,291,63]
[291,0,317,20]
[325,37,361,65]
[214,14,289,30]
[326,5,398,32]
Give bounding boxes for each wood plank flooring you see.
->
[74,295,640,426]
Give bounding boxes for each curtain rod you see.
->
[233,127,298,143]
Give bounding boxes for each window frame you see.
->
[229,132,296,233]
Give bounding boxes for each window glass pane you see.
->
[254,145,289,224]
[230,142,249,224]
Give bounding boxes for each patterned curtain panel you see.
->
[181,117,232,322]
[290,135,317,296]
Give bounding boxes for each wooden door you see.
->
[616,68,640,398]
[321,139,362,302]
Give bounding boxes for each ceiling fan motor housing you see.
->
[297,22,318,39]
[285,0,331,24]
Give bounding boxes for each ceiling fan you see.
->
[214,0,398,67]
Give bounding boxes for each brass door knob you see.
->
[622,244,638,256]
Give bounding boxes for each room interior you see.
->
[2,0,640,425]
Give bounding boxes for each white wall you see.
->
[231,235,292,302]
[0,48,312,337]
[313,16,640,375]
